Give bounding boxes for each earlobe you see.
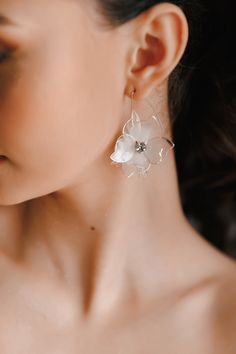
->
[126,3,189,100]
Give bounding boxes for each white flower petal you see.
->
[110,134,135,163]
[123,111,142,140]
[123,111,164,143]
[145,137,175,164]
[139,115,164,141]
[131,151,151,170]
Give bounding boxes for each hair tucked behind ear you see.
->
[95,0,236,258]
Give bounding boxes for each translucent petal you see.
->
[110,160,120,167]
[138,115,163,142]
[110,134,135,163]
[121,154,151,178]
[145,137,175,164]
[136,163,151,177]
[151,115,164,136]
[131,151,151,170]
[121,161,137,178]
[123,111,164,142]
[123,111,142,140]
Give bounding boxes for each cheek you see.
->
[0,39,121,204]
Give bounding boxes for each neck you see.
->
[12,149,202,317]
[0,90,220,322]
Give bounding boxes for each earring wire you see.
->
[130,88,136,116]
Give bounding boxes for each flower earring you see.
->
[110,89,175,178]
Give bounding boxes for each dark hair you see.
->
[95,0,236,258]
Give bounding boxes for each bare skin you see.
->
[0,0,236,353]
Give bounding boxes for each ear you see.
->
[124,3,189,99]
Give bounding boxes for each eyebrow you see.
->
[0,14,18,26]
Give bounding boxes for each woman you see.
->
[0,0,235,352]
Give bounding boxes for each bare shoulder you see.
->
[170,256,236,354]
[210,263,236,353]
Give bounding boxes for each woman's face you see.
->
[0,0,128,205]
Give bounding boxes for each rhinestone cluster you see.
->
[135,141,147,153]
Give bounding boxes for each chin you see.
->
[0,189,38,206]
